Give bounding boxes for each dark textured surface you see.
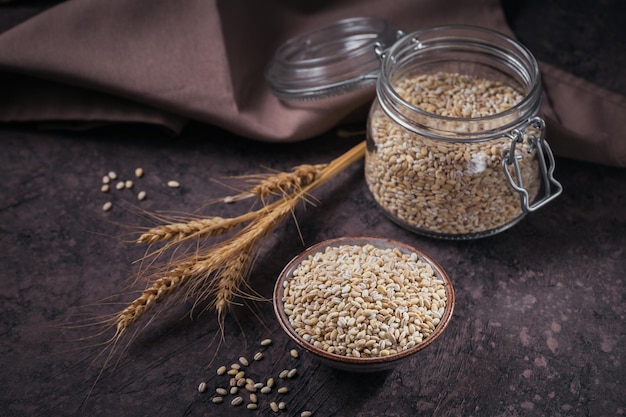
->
[1,1,625,417]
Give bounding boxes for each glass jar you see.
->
[365,26,561,239]
[266,21,562,239]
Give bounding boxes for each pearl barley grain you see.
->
[167,180,180,188]
[282,244,447,358]
[102,202,112,212]
[365,72,540,236]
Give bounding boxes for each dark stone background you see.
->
[1,1,624,416]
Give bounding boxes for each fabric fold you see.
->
[539,61,626,167]
[1,0,624,166]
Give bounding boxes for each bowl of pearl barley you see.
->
[273,236,455,372]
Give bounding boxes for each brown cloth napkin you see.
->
[1,0,624,167]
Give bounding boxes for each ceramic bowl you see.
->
[273,236,455,372]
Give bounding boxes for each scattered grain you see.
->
[270,402,279,412]
[102,202,112,212]
[290,349,299,358]
[250,393,258,403]
[239,356,249,366]
[261,338,272,347]
[135,167,144,178]
[231,396,244,406]
[279,370,289,379]
[247,403,258,410]
[301,411,313,417]
[125,180,133,189]
[216,388,228,396]
[108,171,117,180]
[101,184,110,193]
[260,386,272,394]
[115,181,125,190]
[217,365,227,376]
[102,175,110,184]
[212,397,223,404]
[137,191,147,201]
[277,387,289,394]
[287,368,297,378]
[266,378,275,388]
[230,387,239,395]
[167,180,180,188]
[278,402,286,410]
[231,363,241,371]
[198,382,207,393]
[254,352,263,361]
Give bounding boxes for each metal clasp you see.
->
[374,30,406,60]
[502,117,563,212]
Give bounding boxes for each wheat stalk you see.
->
[113,141,366,336]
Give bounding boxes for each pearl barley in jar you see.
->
[365,26,562,239]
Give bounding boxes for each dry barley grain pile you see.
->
[282,244,447,358]
[365,72,541,236]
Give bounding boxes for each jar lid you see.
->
[264,17,399,100]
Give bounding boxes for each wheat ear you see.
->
[222,163,328,204]
[114,256,216,336]
[248,163,327,197]
[137,216,245,245]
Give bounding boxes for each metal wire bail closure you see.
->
[502,117,563,212]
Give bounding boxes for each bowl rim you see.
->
[273,235,455,366]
